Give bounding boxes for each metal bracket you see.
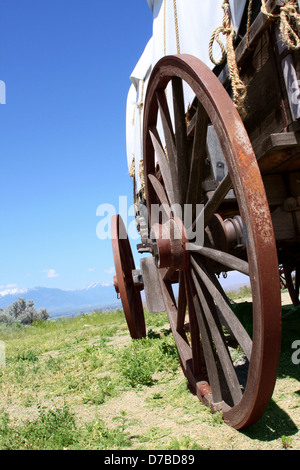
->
[137,239,153,254]
[132,269,144,289]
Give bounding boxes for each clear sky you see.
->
[0,0,153,291]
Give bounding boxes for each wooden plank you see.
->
[235,0,283,67]
[140,257,165,314]
[258,132,300,173]
[242,39,286,155]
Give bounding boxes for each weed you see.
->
[143,426,172,443]
[81,417,132,450]
[166,436,205,450]
[0,404,132,450]
[118,334,179,388]
[10,349,39,363]
[281,435,293,449]
[0,403,77,450]
[82,376,115,405]
[118,339,155,387]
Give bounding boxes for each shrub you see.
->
[0,298,49,325]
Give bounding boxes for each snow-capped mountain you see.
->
[0,287,28,297]
[0,282,121,318]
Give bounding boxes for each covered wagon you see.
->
[112,0,300,429]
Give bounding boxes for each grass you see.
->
[225,284,252,300]
[0,302,299,450]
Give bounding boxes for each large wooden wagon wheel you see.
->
[111,214,146,339]
[142,54,282,429]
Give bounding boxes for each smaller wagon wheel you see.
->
[111,214,146,339]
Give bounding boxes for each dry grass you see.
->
[0,299,299,450]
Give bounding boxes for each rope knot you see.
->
[261,0,300,49]
[279,1,300,49]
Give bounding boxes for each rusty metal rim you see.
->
[143,54,282,429]
[111,214,146,340]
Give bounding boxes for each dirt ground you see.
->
[88,291,300,450]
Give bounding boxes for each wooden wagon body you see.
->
[112,0,300,429]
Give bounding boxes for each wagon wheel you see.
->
[111,214,146,339]
[143,55,282,429]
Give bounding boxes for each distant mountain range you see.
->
[0,276,250,320]
[0,283,121,318]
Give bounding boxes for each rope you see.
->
[246,0,254,49]
[208,25,227,65]
[209,0,247,118]
[139,159,145,200]
[129,157,135,178]
[261,0,300,50]
[173,0,181,54]
[163,0,181,55]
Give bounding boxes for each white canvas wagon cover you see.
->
[127,0,247,193]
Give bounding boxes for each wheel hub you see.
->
[150,217,190,270]
[207,214,245,252]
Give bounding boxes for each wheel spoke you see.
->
[186,271,223,403]
[191,269,243,405]
[203,174,233,228]
[149,127,178,211]
[172,77,189,207]
[177,271,187,332]
[189,244,249,276]
[186,173,232,239]
[148,173,172,222]
[186,102,209,207]
[156,89,180,204]
[191,256,252,360]
[184,271,205,378]
[148,174,169,206]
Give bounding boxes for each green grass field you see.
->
[0,301,299,450]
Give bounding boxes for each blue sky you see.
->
[0,0,152,291]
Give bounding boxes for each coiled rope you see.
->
[209,0,247,118]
